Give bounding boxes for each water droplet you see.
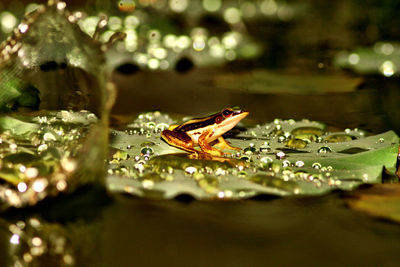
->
[312,162,322,169]
[32,179,48,193]
[185,166,197,174]
[378,138,385,143]
[56,180,67,191]
[282,160,291,167]
[10,234,19,244]
[215,168,226,176]
[155,123,169,132]
[37,144,48,152]
[259,142,271,153]
[238,170,247,177]
[113,150,130,160]
[238,155,250,162]
[43,132,57,141]
[276,151,285,159]
[278,136,286,143]
[244,146,256,155]
[291,126,324,137]
[295,160,305,167]
[23,167,38,181]
[325,134,354,143]
[17,182,27,193]
[217,191,225,198]
[61,158,77,172]
[317,146,332,153]
[142,179,154,188]
[285,138,308,149]
[260,156,273,164]
[140,147,154,155]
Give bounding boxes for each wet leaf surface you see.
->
[0,110,108,210]
[107,112,399,200]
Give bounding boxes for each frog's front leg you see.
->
[215,136,241,151]
[198,129,224,156]
[161,130,199,154]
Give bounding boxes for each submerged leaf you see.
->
[348,183,400,223]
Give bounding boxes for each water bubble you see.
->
[317,146,332,153]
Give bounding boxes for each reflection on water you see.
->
[0,187,109,267]
[4,217,76,266]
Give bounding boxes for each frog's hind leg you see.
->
[215,136,241,151]
[198,130,224,156]
[161,130,199,154]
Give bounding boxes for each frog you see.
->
[161,107,249,156]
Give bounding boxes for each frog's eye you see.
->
[222,108,233,117]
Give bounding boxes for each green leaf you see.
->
[107,112,399,200]
[0,116,39,138]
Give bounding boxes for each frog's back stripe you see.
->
[175,113,219,132]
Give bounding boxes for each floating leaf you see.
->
[107,112,399,200]
[348,183,400,223]
[213,70,362,94]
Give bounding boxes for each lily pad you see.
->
[107,112,399,200]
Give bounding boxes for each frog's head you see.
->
[214,107,249,136]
